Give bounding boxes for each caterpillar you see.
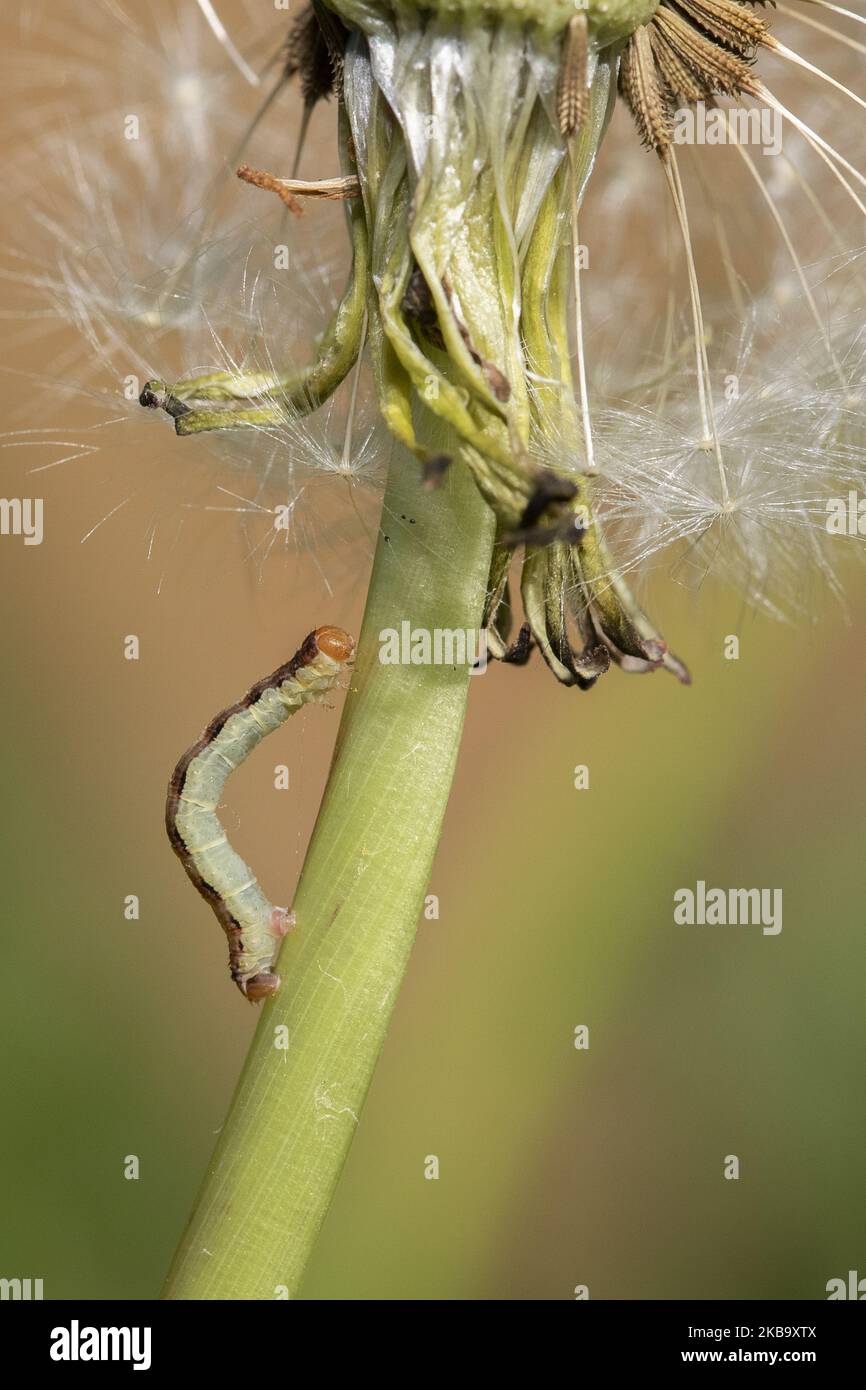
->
[165,626,355,1001]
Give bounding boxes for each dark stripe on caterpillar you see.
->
[165,626,355,1001]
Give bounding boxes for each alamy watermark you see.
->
[0,1276,43,1299]
[674,881,782,935]
[379,622,487,673]
[50,1321,151,1371]
[673,102,782,158]
[826,492,866,536]
[826,1269,866,1299]
[0,497,43,545]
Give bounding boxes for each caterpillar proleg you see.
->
[166,626,355,1001]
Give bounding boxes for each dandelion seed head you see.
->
[4,0,866,628]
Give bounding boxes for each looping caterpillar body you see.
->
[165,626,355,1002]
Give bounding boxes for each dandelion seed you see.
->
[194,0,261,88]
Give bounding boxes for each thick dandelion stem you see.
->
[163,437,495,1300]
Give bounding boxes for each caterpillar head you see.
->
[314,626,356,665]
[244,971,281,1002]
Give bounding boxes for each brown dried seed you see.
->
[655,5,755,95]
[620,25,675,153]
[284,1,346,107]
[672,0,767,54]
[556,13,589,138]
[650,26,709,105]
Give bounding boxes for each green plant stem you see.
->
[163,439,495,1299]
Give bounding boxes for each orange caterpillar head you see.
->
[314,626,355,664]
[244,971,281,1002]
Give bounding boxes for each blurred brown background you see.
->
[0,0,864,1300]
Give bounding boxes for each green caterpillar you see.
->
[166,627,355,1001]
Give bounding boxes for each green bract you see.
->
[144,1,685,687]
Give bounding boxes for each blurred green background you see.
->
[2,466,863,1300]
[1,0,864,1302]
